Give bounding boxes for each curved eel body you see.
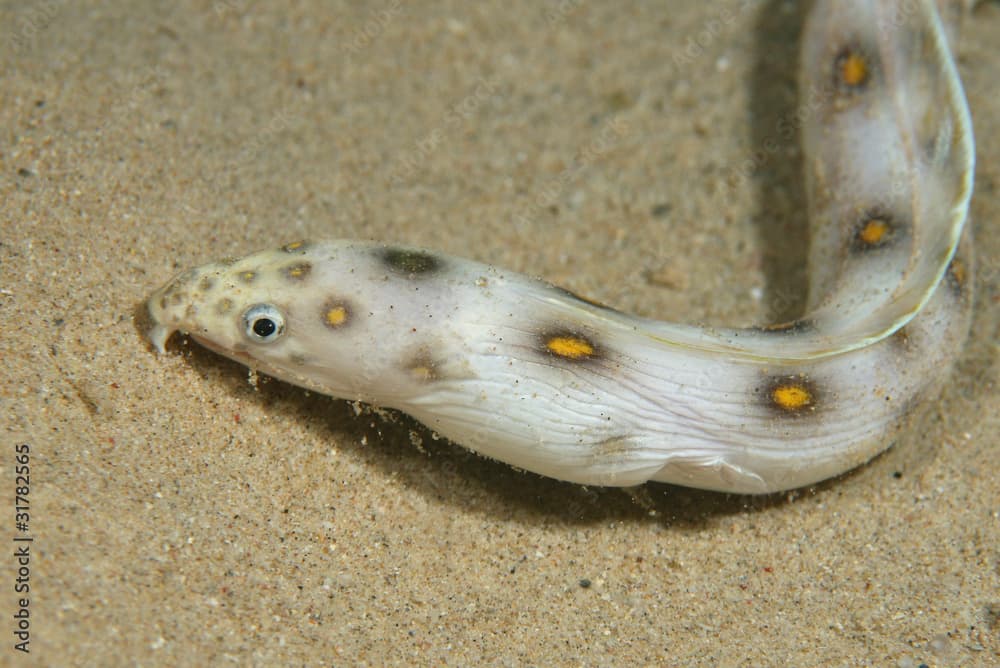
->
[146,0,975,494]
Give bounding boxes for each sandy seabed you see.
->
[2,1,998,665]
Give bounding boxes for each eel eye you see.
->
[242,304,286,343]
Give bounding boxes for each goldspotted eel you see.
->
[146,0,975,494]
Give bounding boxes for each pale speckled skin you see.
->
[146,0,974,494]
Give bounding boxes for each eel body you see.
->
[146,0,974,493]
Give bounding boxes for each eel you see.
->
[145,0,975,493]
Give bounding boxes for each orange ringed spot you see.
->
[771,382,814,412]
[216,298,234,315]
[283,262,312,281]
[282,240,311,253]
[837,49,869,88]
[405,351,440,382]
[858,218,890,246]
[324,305,349,327]
[546,334,595,360]
[409,364,435,381]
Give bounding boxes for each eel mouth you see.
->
[147,323,257,372]
[189,334,255,365]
